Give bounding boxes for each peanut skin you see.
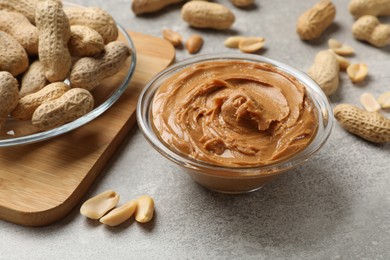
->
[296,0,336,40]
[64,7,118,44]
[135,195,154,223]
[70,41,131,91]
[162,29,183,47]
[334,104,390,143]
[185,34,203,54]
[0,31,29,77]
[99,200,137,226]
[352,15,390,47]
[32,88,94,130]
[69,25,105,57]
[181,1,235,30]
[132,0,184,15]
[12,82,70,121]
[308,50,340,96]
[349,0,390,18]
[0,11,39,56]
[80,190,120,220]
[36,0,72,82]
[0,71,19,130]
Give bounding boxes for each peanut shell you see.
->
[0,31,29,77]
[296,0,336,40]
[20,60,48,97]
[181,1,235,30]
[0,11,38,56]
[308,50,339,96]
[132,0,183,15]
[36,0,72,82]
[70,41,131,91]
[0,72,19,130]
[334,104,390,143]
[12,82,70,121]
[69,25,105,57]
[64,7,118,44]
[32,88,94,130]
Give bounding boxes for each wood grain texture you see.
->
[0,31,175,226]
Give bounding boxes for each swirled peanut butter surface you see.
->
[152,60,318,167]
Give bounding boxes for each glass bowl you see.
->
[137,53,333,194]
[0,5,136,147]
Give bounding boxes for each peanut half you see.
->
[181,1,235,30]
[100,200,137,227]
[135,195,155,223]
[70,41,131,91]
[308,50,339,96]
[360,93,381,112]
[12,82,70,121]
[36,0,71,82]
[162,29,183,47]
[0,72,19,130]
[296,0,336,40]
[347,63,368,83]
[32,88,94,130]
[334,53,350,70]
[328,39,355,56]
[80,190,120,220]
[238,37,265,53]
[377,91,390,109]
[185,34,203,54]
[224,36,247,48]
[334,104,390,143]
[352,15,390,48]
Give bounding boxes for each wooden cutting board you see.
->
[0,31,175,227]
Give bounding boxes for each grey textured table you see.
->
[1,0,390,259]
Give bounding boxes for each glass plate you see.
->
[0,3,136,147]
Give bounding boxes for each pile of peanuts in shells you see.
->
[132,0,390,144]
[0,0,132,132]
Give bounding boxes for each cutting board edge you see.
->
[1,119,134,227]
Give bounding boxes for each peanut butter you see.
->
[152,60,318,167]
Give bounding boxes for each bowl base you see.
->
[199,184,264,194]
[185,168,279,194]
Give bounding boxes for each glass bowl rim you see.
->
[137,53,333,177]
[0,22,137,147]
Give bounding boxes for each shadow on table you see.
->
[9,128,352,251]
[184,152,352,249]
